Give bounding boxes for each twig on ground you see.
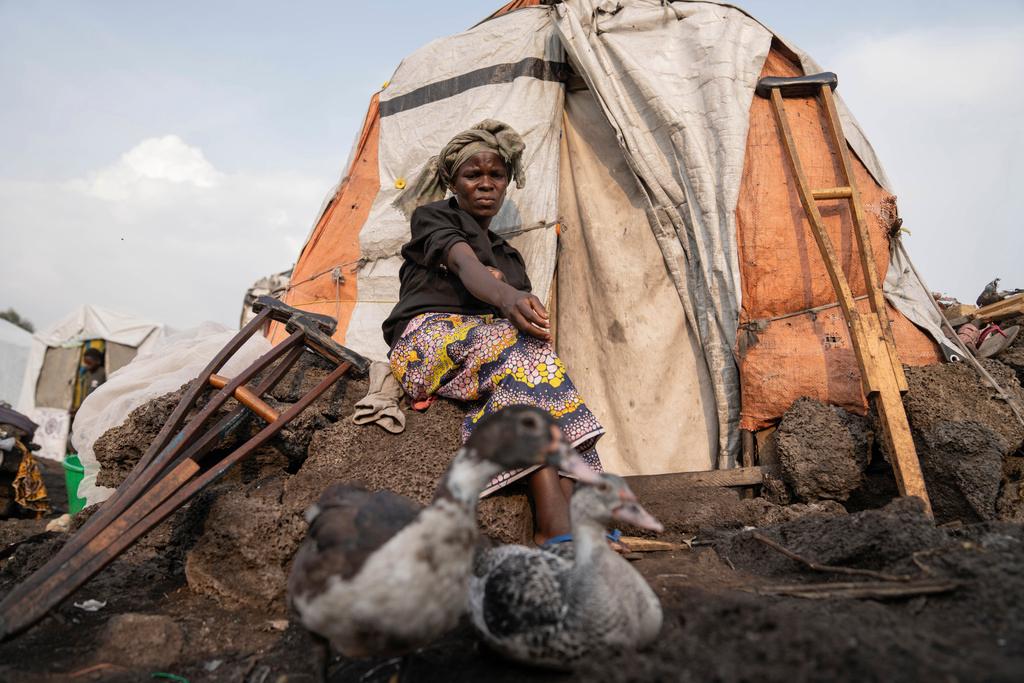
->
[69,663,130,678]
[754,579,959,600]
[910,546,956,576]
[750,532,913,582]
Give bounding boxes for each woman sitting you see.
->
[384,120,604,545]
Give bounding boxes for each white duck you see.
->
[287,405,598,659]
[469,473,664,669]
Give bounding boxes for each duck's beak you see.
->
[548,440,603,485]
[612,488,664,532]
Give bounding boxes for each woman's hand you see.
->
[446,242,551,342]
[498,289,551,342]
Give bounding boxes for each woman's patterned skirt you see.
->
[389,312,603,496]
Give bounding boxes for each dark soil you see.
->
[3,495,1021,682]
[2,351,1024,681]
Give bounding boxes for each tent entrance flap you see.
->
[35,347,79,411]
[557,87,717,476]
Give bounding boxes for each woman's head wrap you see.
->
[393,119,526,218]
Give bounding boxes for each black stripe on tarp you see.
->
[379,57,570,117]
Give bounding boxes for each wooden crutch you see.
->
[756,72,932,516]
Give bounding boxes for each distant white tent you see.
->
[17,305,164,460]
[0,318,32,405]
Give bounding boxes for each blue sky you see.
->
[1,1,1021,330]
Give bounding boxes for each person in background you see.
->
[77,348,107,406]
[0,402,49,518]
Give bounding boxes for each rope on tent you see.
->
[286,258,365,291]
[282,298,398,308]
[894,238,1024,429]
[739,295,870,328]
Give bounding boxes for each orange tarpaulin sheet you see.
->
[269,95,381,345]
[736,45,940,430]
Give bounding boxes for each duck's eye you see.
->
[598,482,611,493]
[520,415,541,431]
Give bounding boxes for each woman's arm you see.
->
[446,242,551,341]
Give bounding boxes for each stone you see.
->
[776,398,869,502]
[96,613,184,670]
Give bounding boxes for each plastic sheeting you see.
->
[0,318,31,405]
[276,0,945,471]
[555,0,773,467]
[558,88,718,474]
[70,323,271,507]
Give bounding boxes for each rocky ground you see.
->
[1,330,1023,682]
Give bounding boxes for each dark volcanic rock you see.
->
[918,421,1004,523]
[902,361,1024,523]
[776,398,869,502]
[903,360,1024,454]
[93,385,190,488]
[185,476,292,612]
[1000,345,1024,387]
[288,396,534,547]
[997,454,1024,522]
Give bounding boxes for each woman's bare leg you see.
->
[530,466,572,545]
[559,476,574,501]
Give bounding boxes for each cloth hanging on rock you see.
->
[351,361,407,434]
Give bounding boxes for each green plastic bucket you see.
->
[63,454,87,515]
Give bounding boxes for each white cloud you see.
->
[1,136,327,330]
[71,134,224,201]
[830,24,1024,301]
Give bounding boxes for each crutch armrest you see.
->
[756,72,838,99]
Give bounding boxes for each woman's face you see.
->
[451,151,509,226]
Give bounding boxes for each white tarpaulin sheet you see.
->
[558,87,718,474]
[0,318,31,405]
[555,0,772,467]
[345,7,566,361]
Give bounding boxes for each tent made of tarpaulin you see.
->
[17,305,164,460]
[0,318,32,405]
[269,0,947,475]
